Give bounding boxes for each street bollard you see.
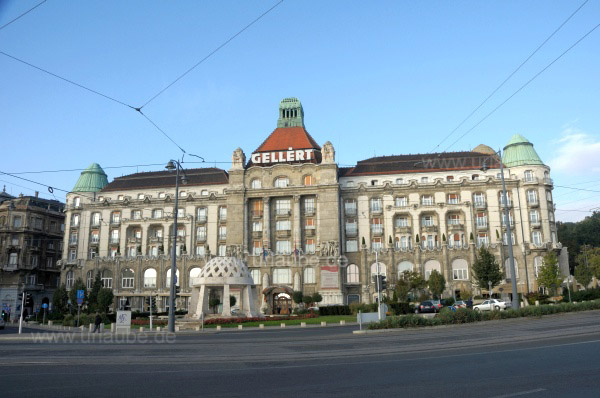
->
[175,326,180,332]
[80,325,85,332]
[195,326,200,332]
[139,327,145,332]
[100,323,104,333]
[535,300,540,306]
[259,324,264,329]
[340,320,346,325]
[48,321,53,326]
[89,323,94,333]
[216,325,222,331]
[238,325,243,330]
[156,327,161,332]
[280,323,286,328]
[111,323,116,333]
[300,322,306,327]
[321,321,326,327]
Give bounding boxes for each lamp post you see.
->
[481,150,520,310]
[165,159,188,333]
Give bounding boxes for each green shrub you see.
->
[318,305,352,316]
[564,288,600,302]
[389,302,415,315]
[349,303,377,315]
[368,299,600,329]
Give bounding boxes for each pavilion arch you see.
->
[423,260,441,280]
[397,261,414,278]
[370,262,387,276]
[189,267,202,287]
[143,268,157,288]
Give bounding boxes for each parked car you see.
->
[473,299,509,311]
[453,300,467,309]
[415,301,441,314]
[430,300,443,311]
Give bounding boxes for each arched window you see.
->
[452,259,469,280]
[534,256,544,278]
[505,259,519,279]
[274,177,289,188]
[101,270,113,288]
[189,267,202,287]
[370,262,387,276]
[144,268,157,288]
[397,261,413,278]
[347,264,359,284]
[66,271,74,289]
[166,269,179,287]
[86,270,94,289]
[121,268,134,288]
[303,267,315,284]
[424,260,441,280]
[91,212,101,226]
[250,179,262,189]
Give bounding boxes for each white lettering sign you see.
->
[251,148,316,164]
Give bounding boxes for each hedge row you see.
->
[203,313,317,325]
[562,288,600,303]
[317,305,352,316]
[368,300,600,330]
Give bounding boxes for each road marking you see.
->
[490,388,546,398]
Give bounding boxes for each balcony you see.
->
[305,228,316,237]
[68,239,78,246]
[475,221,488,230]
[345,226,358,237]
[89,239,100,246]
[149,236,163,243]
[251,211,263,218]
[110,219,121,226]
[276,229,291,238]
[394,226,411,234]
[544,177,554,186]
[501,221,515,229]
[500,201,513,209]
[196,234,207,242]
[219,216,227,223]
[523,177,539,185]
[530,220,541,228]
[370,207,383,215]
[421,225,438,233]
[448,223,464,231]
[109,238,120,245]
[252,230,262,239]
[275,209,291,217]
[344,207,357,216]
[127,237,142,244]
[371,226,383,236]
[528,199,539,207]
[2,264,18,271]
[474,201,487,210]
[218,234,227,241]
[304,208,315,216]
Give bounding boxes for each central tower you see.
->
[277,97,304,128]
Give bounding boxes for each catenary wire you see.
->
[139,0,285,109]
[429,0,590,153]
[0,0,47,31]
[443,21,600,152]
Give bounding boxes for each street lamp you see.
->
[481,150,520,310]
[166,159,188,333]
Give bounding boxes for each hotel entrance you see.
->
[274,292,291,315]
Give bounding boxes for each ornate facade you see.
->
[60,98,563,313]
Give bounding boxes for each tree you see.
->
[459,288,472,301]
[395,272,411,302]
[229,295,237,308]
[68,278,87,309]
[537,252,562,295]
[557,212,600,270]
[209,298,221,314]
[472,246,503,290]
[292,291,304,305]
[311,292,323,305]
[575,264,592,288]
[428,270,446,299]
[302,295,313,307]
[96,288,114,313]
[87,273,102,313]
[52,284,69,314]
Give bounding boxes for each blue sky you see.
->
[1,0,598,221]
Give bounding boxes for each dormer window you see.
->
[118,195,124,201]
[346,181,355,188]
[138,194,145,200]
[371,180,378,186]
[524,170,534,182]
[250,179,262,189]
[421,177,428,183]
[158,192,166,198]
[395,178,404,184]
[73,197,81,207]
[180,191,187,198]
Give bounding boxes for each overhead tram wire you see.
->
[138,0,285,109]
[442,21,600,153]
[0,0,47,31]
[428,0,590,154]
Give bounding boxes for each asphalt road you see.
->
[1,311,600,397]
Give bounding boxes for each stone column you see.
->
[294,195,301,252]
[243,285,252,316]
[263,198,270,251]
[222,284,231,316]
[243,198,249,254]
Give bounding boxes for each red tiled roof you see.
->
[253,127,321,153]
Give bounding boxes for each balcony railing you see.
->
[474,201,487,210]
[395,226,411,234]
[476,220,488,229]
[530,220,541,228]
[544,177,554,185]
[345,226,358,237]
[197,216,207,223]
[528,199,539,207]
[448,224,464,231]
[304,208,315,216]
[523,177,539,184]
[371,226,383,235]
[251,211,263,218]
[275,209,291,217]
[344,207,357,216]
[109,238,120,244]
[370,207,383,214]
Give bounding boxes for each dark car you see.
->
[415,301,439,314]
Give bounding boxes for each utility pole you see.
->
[18,290,25,334]
[376,250,382,320]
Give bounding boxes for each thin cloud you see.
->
[550,129,600,175]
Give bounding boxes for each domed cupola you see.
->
[72,163,108,192]
[502,134,544,167]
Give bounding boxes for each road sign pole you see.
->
[149,295,153,331]
[18,291,25,334]
[77,304,81,328]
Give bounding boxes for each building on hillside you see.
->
[1,188,65,320]
[59,98,563,314]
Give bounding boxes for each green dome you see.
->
[72,163,108,192]
[502,134,544,167]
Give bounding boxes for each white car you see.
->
[473,299,509,311]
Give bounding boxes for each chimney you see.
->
[35,191,39,198]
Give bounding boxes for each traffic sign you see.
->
[76,289,84,305]
[42,303,48,309]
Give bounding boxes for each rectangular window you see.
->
[196,226,207,241]
[400,236,409,250]
[421,215,434,227]
[477,233,489,247]
[344,200,357,215]
[13,216,22,228]
[474,193,486,206]
[346,239,358,252]
[110,229,120,243]
[30,255,38,266]
[345,219,357,236]
[453,269,468,280]
[111,212,121,223]
[69,249,77,261]
[532,231,542,246]
[275,240,291,254]
[276,220,291,231]
[252,221,262,232]
[69,231,78,245]
[305,218,315,229]
[447,193,459,204]
[273,268,291,284]
[9,252,18,265]
[71,214,80,227]
[251,200,263,217]
[46,257,53,268]
[218,226,227,240]
[476,212,487,227]
[447,214,460,225]
[177,208,185,218]
[195,245,205,257]
[152,209,163,219]
[372,237,383,251]
[395,197,408,207]
[253,241,262,256]
[275,199,291,216]
[421,195,434,205]
[196,207,206,222]
[370,198,382,213]
[122,276,134,289]
[219,206,227,221]
[132,210,141,220]
[305,239,315,254]
[371,217,383,234]
[304,197,315,214]
[527,190,538,204]
[90,230,99,243]
[218,245,226,256]
[395,216,408,228]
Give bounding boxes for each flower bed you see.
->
[368,300,600,330]
[203,313,318,325]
